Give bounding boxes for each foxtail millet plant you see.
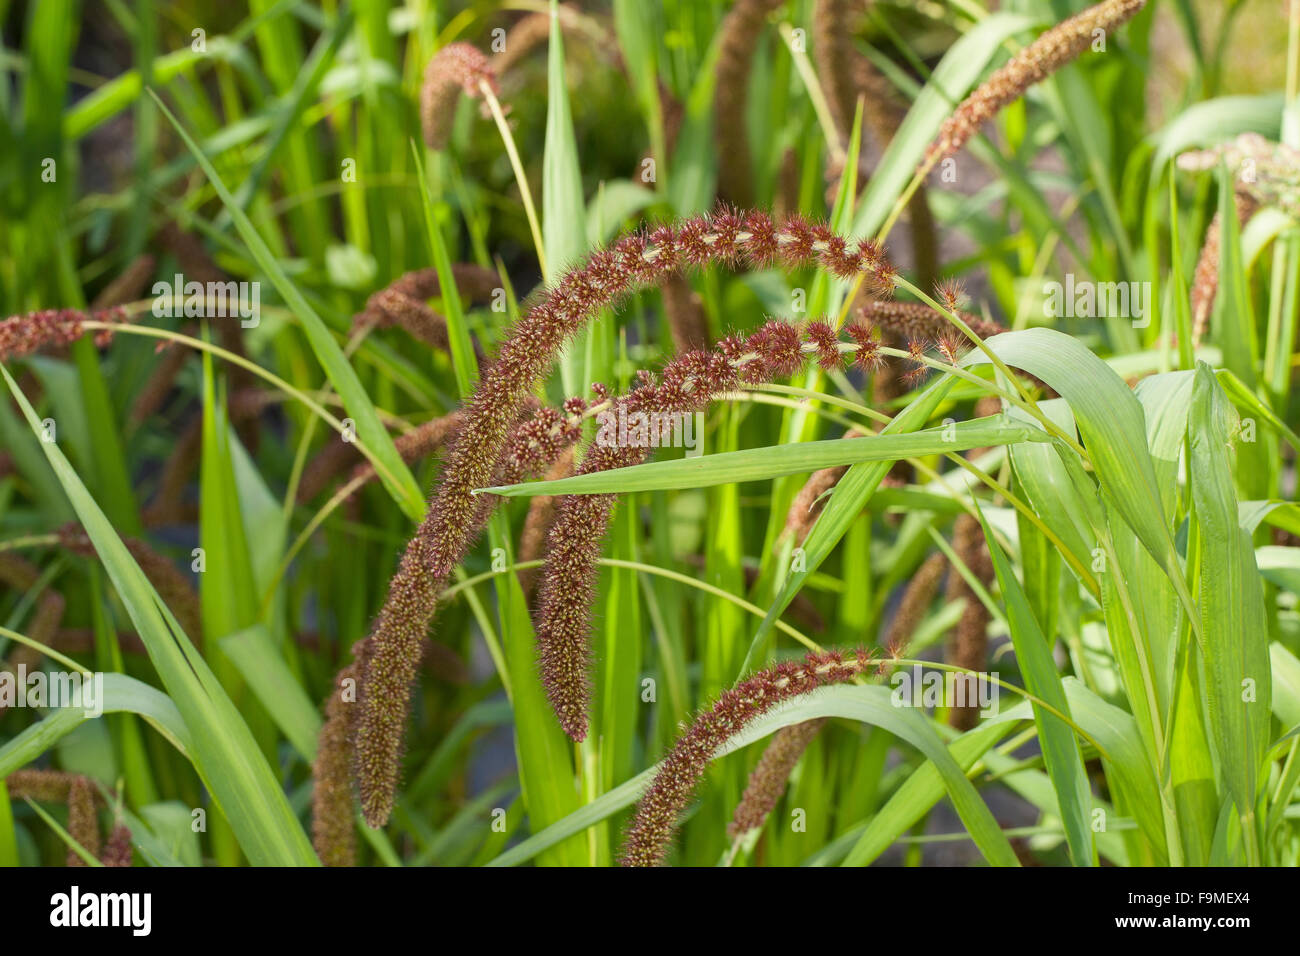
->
[65,775,100,867]
[726,717,827,841]
[714,0,787,206]
[944,513,994,731]
[313,655,361,867]
[925,0,1148,164]
[353,208,900,824]
[420,42,500,151]
[532,307,965,742]
[621,648,874,866]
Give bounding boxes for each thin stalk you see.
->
[480,79,547,277]
[779,21,842,163]
[82,321,409,501]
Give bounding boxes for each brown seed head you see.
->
[621,649,872,866]
[926,0,1148,164]
[421,43,499,150]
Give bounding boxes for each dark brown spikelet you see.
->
[4,769,81,803]
[66,776,101,866]
[857,299,1006,343]
[621,649,872,866]
[57,525,202,647]
[355,210,896,824]
[727,717,827,840]
[360,264,501,323]
[490,4,590,77]
[314,656,361,867]
[297,436,366,505]
[352,265,500,352]
[92,255,156,310]
[128,341,192,425]
[883,552,947,658]
[369,289,450,350]
[660,274,710,352]
[100,824,133,867]
[0,307,127,362]
[142,413,204,528]
[783,429,863,544]
[517,447,575,600]
[926,0,1148,164]
[714,0,787,206]
[945,514,994,730]
[534,459,620,740]
[341,411,466,505]
[1190,193,1258,346]
[421,43,499,150]
[773,146,803,222]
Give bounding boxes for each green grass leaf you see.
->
[148,90,425,523]
[488,415,1046,496]
[1187,364,1271,863]
[1,365,319,866]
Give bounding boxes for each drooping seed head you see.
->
[926,0,1148,163]
[727,718,827,839]
[945,513,995,730]
[884,551,948,659]
[421,42,499,150]
[356,209,897,822]
[66,776,101,867]
[621,649,873,866]
[804,320,843,371]
[100,824,134,867]
[314,654,361,866]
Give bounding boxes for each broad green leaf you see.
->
[974,502,1095,866]
[489,415,1047,497]
[1187,364,1271,862]
[488,683,1018,867]
[1,365,319,866]
[964,330,1184,594]
[0,672,192,776]
[148,91,424,522]
[220,626,322,762]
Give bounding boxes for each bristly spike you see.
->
[925,0,1148,163]
[420,42,499,150]
[847,322,884,371]
[904,339,931,385]
[620,650,872,866]
[805,320,843,371]
[354,208,897,824]
[936,278,967,314]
